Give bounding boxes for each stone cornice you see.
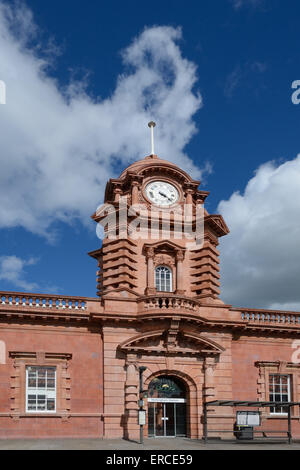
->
[2,291,300,335]
[255,360,300,369]
[205,214,230,237]
[1,307,300,334]
[9,351,72,360]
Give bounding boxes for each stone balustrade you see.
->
[0,292,87,311]
[140,294,199,312]
[240,309,300,325]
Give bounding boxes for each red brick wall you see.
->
[231,335,300,438]
[0,325,104,439]
[232,336,294,400]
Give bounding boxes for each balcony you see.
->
[138,293,199,314]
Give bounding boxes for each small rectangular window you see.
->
[269,374,290,414]
[26,366,56,413]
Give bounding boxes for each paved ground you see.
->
[0,437,299,450]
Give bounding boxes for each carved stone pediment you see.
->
[118,328,225,357]
[176,332,224,355]
[119,330,165,354]
[144,240,185,257]
[205,215,230,237]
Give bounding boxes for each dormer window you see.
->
[155,266,172,292]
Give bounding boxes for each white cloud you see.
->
[231,0,264,9]
[224,62,267,98]
[218,156,300,311]
[224,65,243,98]
[0,255,38,290]
[0,1,204,238]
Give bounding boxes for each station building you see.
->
[0,150,300,440]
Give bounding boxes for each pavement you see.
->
[0,437,300,450]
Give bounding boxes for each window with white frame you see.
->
[269,374,291,414]
[155,266,172,292]
[26,366,56,413]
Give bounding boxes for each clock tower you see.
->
[87,128,232,440]
[89,143,229,303]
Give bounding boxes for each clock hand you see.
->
[159,191,174,203]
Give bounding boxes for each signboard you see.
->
[236,411,260,427]
[147,398,186,403]
[138,410,146,426]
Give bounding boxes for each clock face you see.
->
[145,181,179,206]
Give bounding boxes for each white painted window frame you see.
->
[269,374,291,415]
[26,366,56,413]
[155,265,173,292]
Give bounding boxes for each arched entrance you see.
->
[147,375,187,438]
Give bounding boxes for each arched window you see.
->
[148,376,186,399]
[155,266,172,292]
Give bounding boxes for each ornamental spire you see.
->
[148,121,156,155]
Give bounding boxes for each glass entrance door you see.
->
[155,402,164,437]
[165,403,175,436]
[148,376,187,438]
[148,401,186,437]
[153,402,175,437]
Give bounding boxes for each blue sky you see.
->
[1,0,300,310]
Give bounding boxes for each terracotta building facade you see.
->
[1,152,300,440]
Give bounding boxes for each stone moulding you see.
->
[2,289,300,336]
[255,361,300,419]
[9,351,72,419]
[118,328,225,357]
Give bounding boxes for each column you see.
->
[145,247,156,295]
[124,356,139,440]
[131,181,139,205]
[125,362,138,412]
[175,250,185,295]
[185,189,194,205]
[114,187,122,202]
[203,356,216,400]
[203,356,234,438]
